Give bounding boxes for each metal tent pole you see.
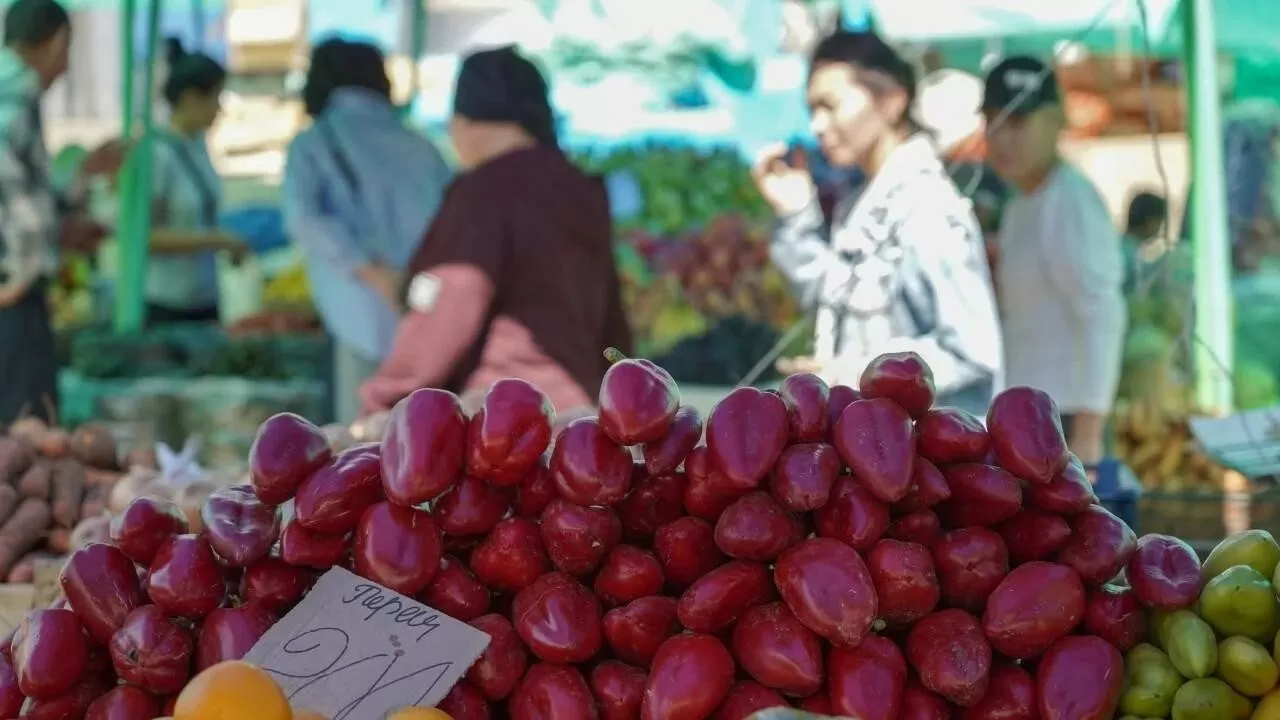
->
[403,0,427,119]
[114,0,164,332]
[122,0,137,136]
[1185,0,1234,413]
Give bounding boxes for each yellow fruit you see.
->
[386,710,454,719]
[1203,530,1280,581]
[1219,636,1280,696]
[1256,688,1280,719]
[1200,566,1280,642]
[172,660,292,720]
[1172,678,1240,720]
[1163,609,1220,678]
[1122,643,1185,717]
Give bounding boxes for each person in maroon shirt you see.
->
[359,46,633,417]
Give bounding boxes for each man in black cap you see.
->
[983,56,1126,465]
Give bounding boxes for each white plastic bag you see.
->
[217,252,264,326]
[155,435,207,490]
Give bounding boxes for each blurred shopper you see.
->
[983,56,1126,464]
[145,38,246,325]
[0,0,122,425]
[360,45,632,418]
[284,38,452,424]
[757,31,1002,416]
[1122,190,1169,293]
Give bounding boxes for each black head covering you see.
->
[453,45,558,148]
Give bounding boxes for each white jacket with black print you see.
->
[771,135,1004,417]
[0,48,59,296]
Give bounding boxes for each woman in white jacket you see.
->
[756,31,1002,416]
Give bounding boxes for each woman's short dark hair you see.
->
[162,37,226,106]
[302,38,391,117]
[811,31,919,130]
[1127,191,1168,234]
[3,0,69,46]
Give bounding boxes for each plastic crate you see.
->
[1089,457,1141,531]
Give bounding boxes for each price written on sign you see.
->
[244,567,492,720]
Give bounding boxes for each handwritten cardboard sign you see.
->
[244,567,491,720]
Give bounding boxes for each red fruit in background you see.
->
[986,387,1069,484]
[24,675,112,720]
[86,685,161,720]
[467,614,528,701]
[512,457,556,518]
[590,661,647,720]
[642,406,703,475]
[731,602,822,697]
[0,655,22,717]
[685,447,747,520]
[353,502,442,595]
[109,497,188,565]
[1127,533,1201,609]
[798,694,833,713]
[942,464,1022,527]
[551,417,633,505]
[961,663,1036,720]
[466,379,554,486]
[603,596,680,668]
[146,534,225,618]
[434,475,510,536]
[437,681,490,720]
[774,538,877,648]
[998,509,1072,564]
[1026,455,1096,514]
[240,557,314,613]
[596,545,664,606]
[716,681,788,719]
[888,510,943,547]
[279,520,347,569]
[677,560,774,633]
[598,355,680,445]
[470,517,549,593]
[381,388,467,504]
[419,555,490,621]
[907,609,992,707]
[833,398,916,502]
[512,572,603,663]
[540,499,622,575]
[826,385,860,437]
[917,407,991,464]
[714,492,803,562]
[1057,505,1138,585]
[1083,585,1145,652]
[867,539,940,626]
[654,516,725,587]
[641,633,735,720]
[706,387,789,490]
[108,605,193,694]
[510,663,597,720]
[932,527,1009,612]
[1036,635,1124,720]
[194,604,274,671]
[814,477,890,551]
[59,542,145,645]
[13,609,88,699]
[248,412,332,505]
[616,471,686,540]
[780,372,830,442]
[200,485,280,567]
[294,443,383,533]
[900,680,951,720]
[896,457,951,513]
[769,442,840,512]
[829,635,908,720]
[983,562,1086,659]
[859,351,935,417]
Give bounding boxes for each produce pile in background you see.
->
[618,215,804,376]
[0,348,1206,718]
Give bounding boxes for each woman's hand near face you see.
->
[753,143,816,216]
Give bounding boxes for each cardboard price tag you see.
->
[243,567,491,719]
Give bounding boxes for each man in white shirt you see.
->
[983,56,1126,464]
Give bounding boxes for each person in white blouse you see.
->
[983,57,1126,464]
